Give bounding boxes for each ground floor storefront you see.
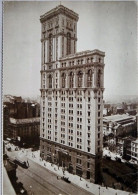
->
[40,138,102,184]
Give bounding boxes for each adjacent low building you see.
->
[103,114,136,137]
[3,96,40,146]
[116,136,135,159]
[131,139,138,162]
[9,117,40,145]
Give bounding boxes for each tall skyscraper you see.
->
[40,5,105,183]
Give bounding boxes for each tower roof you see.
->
[40,5,79,23]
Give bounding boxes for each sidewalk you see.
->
[26,150,134,195]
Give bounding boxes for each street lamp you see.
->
[99,186,100,195]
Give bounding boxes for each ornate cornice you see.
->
[40,5,79,23]
[40,63,104,73]
[59,49,105,60]
[41,33,77,42]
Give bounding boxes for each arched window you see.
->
[48,75,52,88]
[61,73,66,88]
[69,72,74,88]
[87,70,93,87]
[67,33,71,55]
[97,69,101,87]
[49,34,53,62]
[78,71,83,87]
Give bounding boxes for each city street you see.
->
[5,145,133,195]
[16,159,93,195]
[6,148,93,195]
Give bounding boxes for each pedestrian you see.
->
[80,177,82,181]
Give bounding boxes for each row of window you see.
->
[42,89,91,96]
[61,56,101,67]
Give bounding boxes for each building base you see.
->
[40,138,103,184]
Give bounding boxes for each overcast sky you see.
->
[3,1,137,99]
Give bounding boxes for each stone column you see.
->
[45,40,48,63]
[74,71,77,88]
[85,72,88,88]
[93,68,97,88]
[71,151,76,175]
[42,42,44,65]
[82,70,87,88]
[45,74,47,89]
[66,73,69,88]
[59,73,62,88]
[52,73,55,89]
[101,69,104,88]
[58,36,62,58]
[82,155,87,179]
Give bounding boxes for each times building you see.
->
[40,5,105,183]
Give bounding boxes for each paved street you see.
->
[6,149,93,195]
[5,146,132,195]
[16,159,93,195]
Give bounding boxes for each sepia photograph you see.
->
[2,1,138,195]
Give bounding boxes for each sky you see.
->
[3,1,138,100]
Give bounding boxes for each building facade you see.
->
[9,117,40,145]
[116,136,135,159]
[40,5,105,183]
[103,114,136,137]
[131,139,138,162]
